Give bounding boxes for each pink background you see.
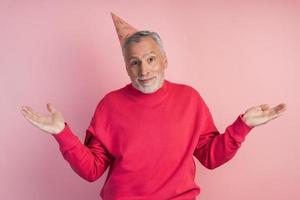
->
[1,0,299,199]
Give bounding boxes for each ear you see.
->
[123,54,129,72]
[163,53,168,69]
[125,64,130,76]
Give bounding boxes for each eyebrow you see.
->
[129,51,156,60]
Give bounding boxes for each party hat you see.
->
[111,12,138,47]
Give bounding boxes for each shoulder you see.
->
[168,80,210,110]
[92,84,128,112]
[168,80,202,99]
[103,84,128,101]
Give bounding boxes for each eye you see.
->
[130,60,139,66]
[148,56,156,62]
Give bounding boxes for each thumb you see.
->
[260,104,269,111]
[47,103,56,113]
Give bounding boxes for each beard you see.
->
[131,73,165,94]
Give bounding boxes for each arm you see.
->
[52,120,112,182]
[20,100,113,182]
[193,98,287,169]
[193,96,253,170]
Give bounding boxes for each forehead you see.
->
[124,36,161,58]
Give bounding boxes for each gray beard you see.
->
[132,75,164,94]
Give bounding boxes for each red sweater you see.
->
[53,79,253,200]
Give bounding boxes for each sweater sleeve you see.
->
[52,104,112,182]
[193,94,253,170]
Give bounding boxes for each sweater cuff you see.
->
[52,122,80,151]
[229,114,254,143]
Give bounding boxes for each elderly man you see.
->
[20,13,287,200]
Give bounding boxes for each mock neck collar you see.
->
[126,79,170,106]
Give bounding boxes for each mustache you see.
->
[136,76,157,80]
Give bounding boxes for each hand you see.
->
[20,103,66,134]
[241,103,287,128]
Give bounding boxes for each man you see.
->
[20,13,287,200]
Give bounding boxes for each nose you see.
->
[139,61,150,76]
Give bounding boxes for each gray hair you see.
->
[122,30,165,56]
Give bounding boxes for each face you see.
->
[123,36,168,94]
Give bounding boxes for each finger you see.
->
[21,107,33,117]
[20,109,28,117]
[260,104,269,111]
[276,103,287,111]
[27,107,43,118]
[23,115,48,132]
[47,103,56,114]
[272,103,287,114]
[22,106,43,118]
[268,104,287,117]
[23,112,42,127]
[21,108,42,123]
[269,112,284,121]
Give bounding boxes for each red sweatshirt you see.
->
[53,79,253,200]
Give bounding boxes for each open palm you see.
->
[20,103,65,134]
[242,103,287,128]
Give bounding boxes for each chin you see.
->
[133,76,164,94]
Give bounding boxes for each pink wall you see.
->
[1,0,299,199]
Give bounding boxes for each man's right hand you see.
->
[20,103,66,135]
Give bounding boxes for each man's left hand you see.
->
[241,103,287,128]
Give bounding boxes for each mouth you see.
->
[138,77,156,84]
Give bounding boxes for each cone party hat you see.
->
[111,12,139,47]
